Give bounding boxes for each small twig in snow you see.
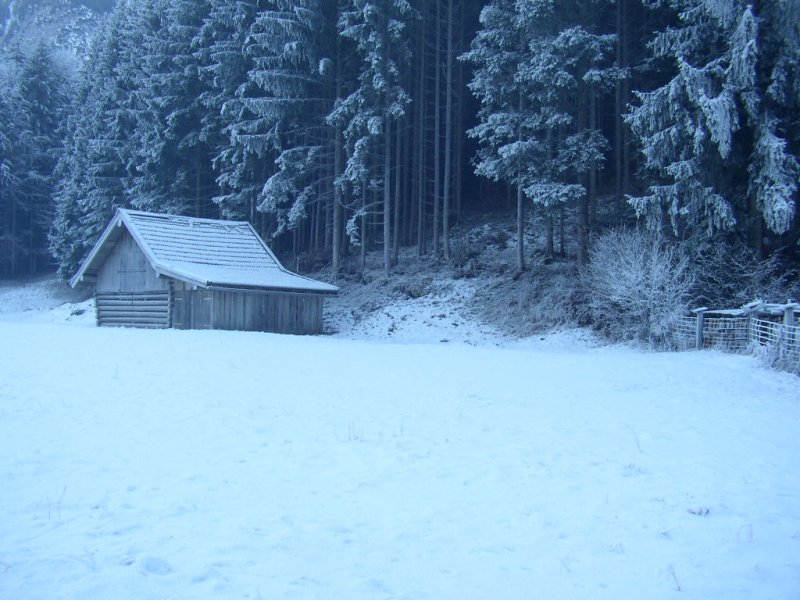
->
[668,565,682,592]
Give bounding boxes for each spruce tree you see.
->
[334,0,413,276]
[51,3,140,279]
[466,0,616,268]
[196,0,269,222]
[128,0,214,216]
[627,0,798,248]
[250,0,338,244]
[0,62,23,277]
[13,41,68,274]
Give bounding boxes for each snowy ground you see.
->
[1,278,799,599]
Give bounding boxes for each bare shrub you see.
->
[585,229,694,347]
[393,277,432,299]
[296,248,332,273]
[690,241,797,308]
[476,260,582,336]
[449,234,479,268]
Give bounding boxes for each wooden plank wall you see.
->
[172,289,213,330]
[96,229,168,293]
[172,289,323,334]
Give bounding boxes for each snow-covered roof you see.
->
[70,209,338,295]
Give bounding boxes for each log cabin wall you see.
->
[95,229,171,328]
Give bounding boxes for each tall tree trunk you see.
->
[442,0,454,263]
[576,101,589,268]
[402,108,412,246]
[332,65,344,277]
[195,147,202,218]
[516,182,525,273]
[589,86,598,229]
[516,91,525,273]
[748,193,763,254]
[324,157,332,251]
[621,0,632,208]
[360,180,367,272]
[314,190,323,250]
[614,0,624,218]
[384,117,392,277]
[546,213,554,258]
[416,10,427,256]
[454,0,465,224]
[393,117,402,266]
[10,200,17,276]
[432,0,442,258]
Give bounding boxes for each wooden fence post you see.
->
[784,304,798,359]
[784,304,798,328]
[692,307,708,350]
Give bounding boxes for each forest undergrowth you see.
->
[310,212,799,346]
[310,212,588,340]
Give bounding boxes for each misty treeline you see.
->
[0,0,798,288]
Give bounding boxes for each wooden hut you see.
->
[70,209,338,334]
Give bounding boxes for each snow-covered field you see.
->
[1,279,799,599]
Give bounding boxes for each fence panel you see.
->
[701,317,750,352]
[750,319,800,374]
[674,314,800,375]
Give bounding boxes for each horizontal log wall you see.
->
[96,291,171,328]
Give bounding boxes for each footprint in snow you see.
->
[141,556,173,576]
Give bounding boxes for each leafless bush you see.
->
[477,260,582,336]
[449,234,479,268]
[296,248,332,273]
[690,241,797,308]
[585,228,694,347]
[393,277,432,299]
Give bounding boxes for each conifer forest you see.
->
[1,0,798,297]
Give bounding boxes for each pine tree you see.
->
[194,0,260,222]
[12,41,68,274]
[465,0,616,269]
[0,59,23,277]
[463,0,528,271]
[333,0,413,276]
[197,0,273,223]
[250,0,339,246]
[627,0,798,247]
[51,3,140,279]
[128,0,214,216]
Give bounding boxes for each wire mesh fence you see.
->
[675,310,800,375]
[750,318,800,374]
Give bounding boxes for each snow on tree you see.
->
[332,0,412,276]
[51,3,142,279]
[465,0,616,268]
[126,0,214,216]
[248,0,338,240]
[0,41,69,276]
[195,0,274,222]
[627,0,798,247]
[194,0,263,222]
